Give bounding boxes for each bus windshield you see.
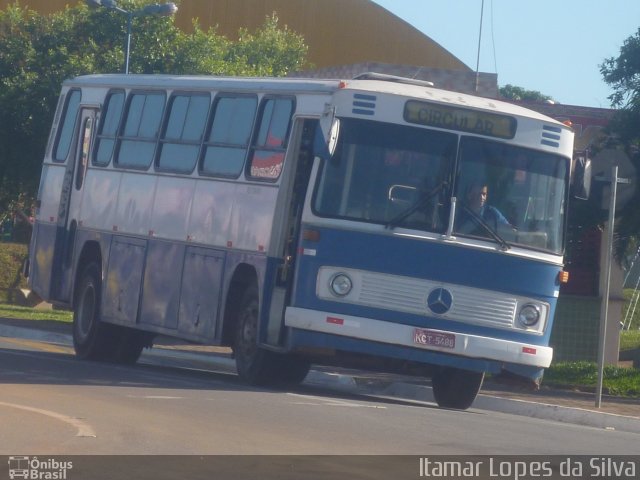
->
[313,118,568,254]
[313,118,456,233]
[454,137,568,254]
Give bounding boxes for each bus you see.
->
[26,72,584,409]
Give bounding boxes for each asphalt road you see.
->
[1,336,638,458]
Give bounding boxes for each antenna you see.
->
[475,0,485,92]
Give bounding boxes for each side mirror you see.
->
[572,152,591,200]
[313,105,340,160]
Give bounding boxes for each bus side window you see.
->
[94,90,125,166]
[157,93,210,173]
[201,94,257,178]
[248,97,294,180]
[53,89,82,163]
[116,91,165,170]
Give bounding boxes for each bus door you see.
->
[265,118,317,347]
[51,107,97,302]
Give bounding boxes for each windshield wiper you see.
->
[460,204,511,250]
[385,181,447,230]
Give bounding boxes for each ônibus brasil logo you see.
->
[8,457,73,480]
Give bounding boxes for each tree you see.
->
[499,84,553,103]
[600,27,640,260]
[0,0,309,224]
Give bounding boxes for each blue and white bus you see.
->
[27,73,580,409]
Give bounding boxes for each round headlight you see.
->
[330,273,353,297]
[518,304,541,327]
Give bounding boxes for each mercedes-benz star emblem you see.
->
[427,287,453,315]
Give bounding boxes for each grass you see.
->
[0,303,72,323]
[545,361,640,397]
[620,330,640,352]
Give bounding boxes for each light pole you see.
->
[85,0,178,74]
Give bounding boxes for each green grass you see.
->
[545,361,640,397]
[620,330,640,352]
[0,303,72,323]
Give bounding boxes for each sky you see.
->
[371,0,640,108]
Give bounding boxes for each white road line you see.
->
[0,401,97,438]
[286,393,386,409]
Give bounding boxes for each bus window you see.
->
[94,90,124,166]
[157,93,209,173]
[116,91,165,169]
[454,137,567,253]
[313,118,455,232]
[53,89,81,163]
[201,95,257,177]
[75,117,93,190]
[248,97,294,180]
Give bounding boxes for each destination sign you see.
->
[404,100,517,139]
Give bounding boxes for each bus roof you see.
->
[343,78,566,127]
[66,73,565,127]
[65,74,342,94]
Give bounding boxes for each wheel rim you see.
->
[238,304,258,363]
[76,283,95,342]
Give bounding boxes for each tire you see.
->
[73,262,118,360]
[234,286,279,385]
[112,328,153,365]
[233,286,309,386]
[431,366,484,410]
[273,354,311,385]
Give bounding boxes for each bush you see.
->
[0,242,28,304]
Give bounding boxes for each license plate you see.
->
[413,328,455,349]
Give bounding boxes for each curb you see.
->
[1,322,639,434]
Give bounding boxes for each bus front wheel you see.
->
[233,286,310,386]
[234,286,279,385]
[431,366,484,410]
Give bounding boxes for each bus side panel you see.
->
[29,222,57,301]
[29,164,66,301]
[178,246,225,340]
[102,235,147,326]
[79,168,120,234]
[139,239,185,329]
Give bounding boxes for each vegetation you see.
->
[545,361,640,397]
[0,303,71,322]
[0,0,309,223]
[599,28,640,259]
[498,84,553,103]
[622,288,640,331]
[0,242,28,303]
[620,330,640,352]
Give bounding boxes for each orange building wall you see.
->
[0,0,470,72]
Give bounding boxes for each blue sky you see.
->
[371,0,640,108]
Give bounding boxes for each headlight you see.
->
[330,273,353,297]
[518,304,541,327]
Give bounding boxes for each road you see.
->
[0,336,638,456]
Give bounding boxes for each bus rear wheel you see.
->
[73,262,117,360]
[112,327,152,365]
[233,286,310,386]
[431,366,484,410]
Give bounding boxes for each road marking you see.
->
[0,401,97,437]
[0,337,73,355]
[126,395,184,400]
[286,393,386,409]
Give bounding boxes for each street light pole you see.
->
[85,0,178,74]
